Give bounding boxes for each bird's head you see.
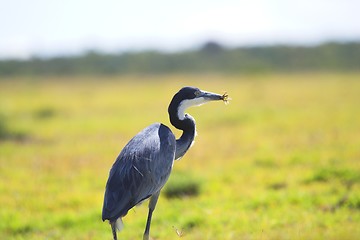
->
[168,87,229,124]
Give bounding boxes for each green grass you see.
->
[0,73,360,239]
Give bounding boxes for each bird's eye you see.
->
[194,90,201,97]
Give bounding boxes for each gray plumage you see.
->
[102,123,175,221]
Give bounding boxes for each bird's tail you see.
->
[110,218,124,240]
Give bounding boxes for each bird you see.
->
[102,86,229,240]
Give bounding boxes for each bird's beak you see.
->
[199,90,230,103]
[199,90,223,101]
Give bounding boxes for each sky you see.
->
[1,0,360,59]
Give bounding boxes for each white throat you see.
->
[177,97,207,120]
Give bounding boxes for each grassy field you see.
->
[0,73,360,240]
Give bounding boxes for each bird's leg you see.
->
[143,191,160,240]
[110,221,117,240]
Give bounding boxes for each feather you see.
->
[115,218,124,232]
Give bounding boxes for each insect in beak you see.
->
[221,92,231,105]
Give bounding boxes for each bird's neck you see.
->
[169,110,196,160]
[175,117,196,160]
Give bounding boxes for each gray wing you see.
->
[102,123,176,221]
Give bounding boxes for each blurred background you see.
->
[1,0,360,239]
[0,0,360,74]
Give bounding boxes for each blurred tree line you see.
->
[0,41,359,76]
